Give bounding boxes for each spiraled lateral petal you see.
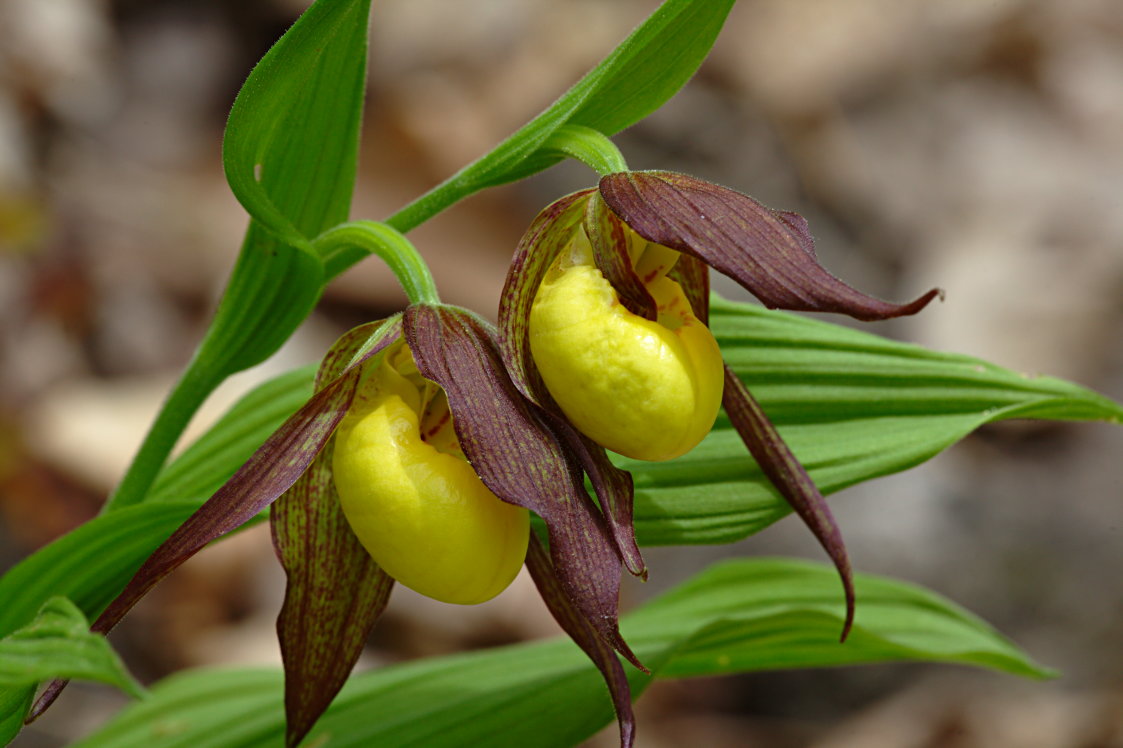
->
[29,316,403,721]
[585,191,655,320]
[525,534,635,748]
[498,190,645,578]
[540,411,646,579]
[271,320,401,748]
[498,189,594,404]
[404,304,643,670]
[721,364,855,641]
[599,171,941,321]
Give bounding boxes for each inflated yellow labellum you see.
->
[529,231,723,461]
[332,342,529,604]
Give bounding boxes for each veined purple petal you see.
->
[541,412,646,579]
[721,364,855,641]
[29,316,403,721]
[498,191,645,577]
[585,191,655,320]
[525,534,635,748]
[499,189,594,404]
[599,171,940,321]
[404,304,643,670]
[271,319,402,747]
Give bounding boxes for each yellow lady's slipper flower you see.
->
[529,230,722,461]
[332,341,529,605]
[500,170,941,653]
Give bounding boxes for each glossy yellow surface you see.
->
[529,230,723,461]
[332,343,529,604]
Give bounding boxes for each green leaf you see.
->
[358,0,735,270]
[72,559,1049,748]
[148,366,316,504]
[0,686,33,746]
[104,0,372,512]
[0,598,143,698]
[223,0,370,247]
[0,503,202,641]
[622,296,1123,545]
[623,558,1052,679]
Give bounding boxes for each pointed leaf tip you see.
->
[599,171,941,321]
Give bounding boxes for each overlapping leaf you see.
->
[4,296,1116,734]
[72,558,1051,748]
[623,297,1123,545]
[0,598,142,698]
[106,0,373,512]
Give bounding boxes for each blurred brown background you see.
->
[1,0,1121,746]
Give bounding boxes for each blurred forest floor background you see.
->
[1,0,1121,746]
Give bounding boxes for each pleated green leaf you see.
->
[0,598,143,698]
[0,503,202,641]
[148,366,316,505]
[621,296,1123,545]
[71,558,1050,748]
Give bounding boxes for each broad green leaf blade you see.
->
[0,686,33,746]
[362,0,735,265]
[73,559,1049,748]
[105,0,371,512]
[222,0,371,247]
[0,598,142,698]
[148,366,316,504]
[623,559,1052,680]
[0,503,202,640]
[622,296,1123,545]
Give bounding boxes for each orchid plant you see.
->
[2,1,1120,747]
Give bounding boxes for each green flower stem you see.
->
[312,221,440,306]
[322,182,468,282]
[540,125,628,177]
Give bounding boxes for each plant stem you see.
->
[100,358,221,513]
[313,221,440,306]
[540,125,629,176]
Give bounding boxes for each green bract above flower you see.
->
[500,170,942,649]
